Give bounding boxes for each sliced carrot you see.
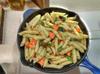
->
[76,27,80,32]
[26,43,33,48]
[38,58,45,66]
[49,32,55,39]
[66,51,71,56]
[25,39,37,48]
[30,38,37,46]
[53,24,59,31]
[28,43,33,48]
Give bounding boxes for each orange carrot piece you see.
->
[25,39,37,48]
[76,27,80,32]
[53,24,59,31]
[49,32,55,39]
[66,51,71,56]
[38,58,45,66]
[30,38,37,46]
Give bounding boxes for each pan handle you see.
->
[80,56,100,74]
[23,9,38,20]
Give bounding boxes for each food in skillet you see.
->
[19,11,88,69]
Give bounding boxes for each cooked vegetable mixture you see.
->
[19,11,88,69]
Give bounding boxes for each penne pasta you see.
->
[70,42,84,53]
[60,46,74,54]
[46,47,52,54]
[55,38,58,51]
[52,30,62,39]
[20,37,26,47]
[25,47,29,60]
[75,41,86,50]
[40,25,49,37]
[72,49,77,63]
[62,37,70,48]
[44,64,63,69]
[51,47,56,55]
[43,59,48,67]
[35,40,39,52]
[44,38,51,43]
[51,58,66,64]
[29,14,41,27]
[19,30,39,36]
[76,50,81,60]
[60,61,72,66]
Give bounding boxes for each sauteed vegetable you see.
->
[19,11,88,69]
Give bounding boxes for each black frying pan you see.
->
[17,7,100,73]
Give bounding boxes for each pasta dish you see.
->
[19,11,88,69]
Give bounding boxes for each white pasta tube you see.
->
[18,30,39,36]
[73,27,80,37]
[51,47,56,55]
[72,49,77,63]
[25,47,29,60]
[60,23,72,30]
[45,13,53,22]
[50,11,65,18]
[40,25,49,37]
[44,38,51,43]
[80,34,88,39]
[20,37,26,47]
[58,41,63,49]
[52,58,66,64]
[43,59,48,67]
[35,40,39,52]
[55,38,58,51]
[62,37,70,48]
[67,16,76,20]
[46,47,52,54]
[60,46,73,54]
[66,20,78,25]
[44,64,63,69]
[60,61,72,66]
[52,30,61,39]
[46,21,53,26]
[23,34,45,40]
[76,50,81,60]
[40,49,46,57]
[81,39,86,47]
[29,14,41,27]
[67,32,80,39]
[28,48,32,58]
[41,14,45,20]
[46,54,62,60]
[75,41,86,50]
[29,48,35,62]
[70,42,84,53]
